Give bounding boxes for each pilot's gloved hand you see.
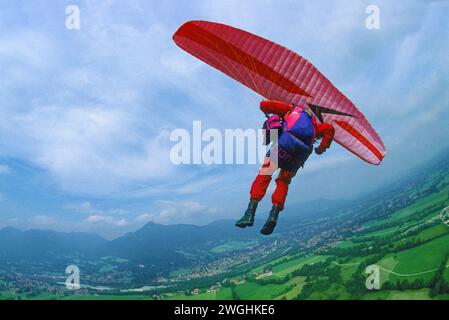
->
[315,146,326,155]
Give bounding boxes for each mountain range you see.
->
[0,227,106,259]
[0,197,344,263]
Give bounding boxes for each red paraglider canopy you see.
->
[173,20,386,165]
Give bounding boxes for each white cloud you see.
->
[85,214,129,227]
[135,213,153,223]
[65,201,129,217]
[0,4,183,197]
[64,201,101,215]
[139,200,220,225]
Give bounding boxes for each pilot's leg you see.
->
[236,159,277,228]
[261,169,295,235]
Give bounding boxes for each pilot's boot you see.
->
[235,200,258,228]
[260,204,281,235]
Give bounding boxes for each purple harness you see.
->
[266,105,316,173]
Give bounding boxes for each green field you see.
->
[414,224,449,242]
[235,281,287,300]
[211,240,258,253]
[363,289,431,300]
[275,276,307,300]
[383,233,449,283]
[271,255,326,277]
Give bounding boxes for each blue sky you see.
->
[0,0,448,238]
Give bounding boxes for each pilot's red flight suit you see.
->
[250,100,335,210]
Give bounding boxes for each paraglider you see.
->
[235,99,336,235]
[173,20,386,235]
